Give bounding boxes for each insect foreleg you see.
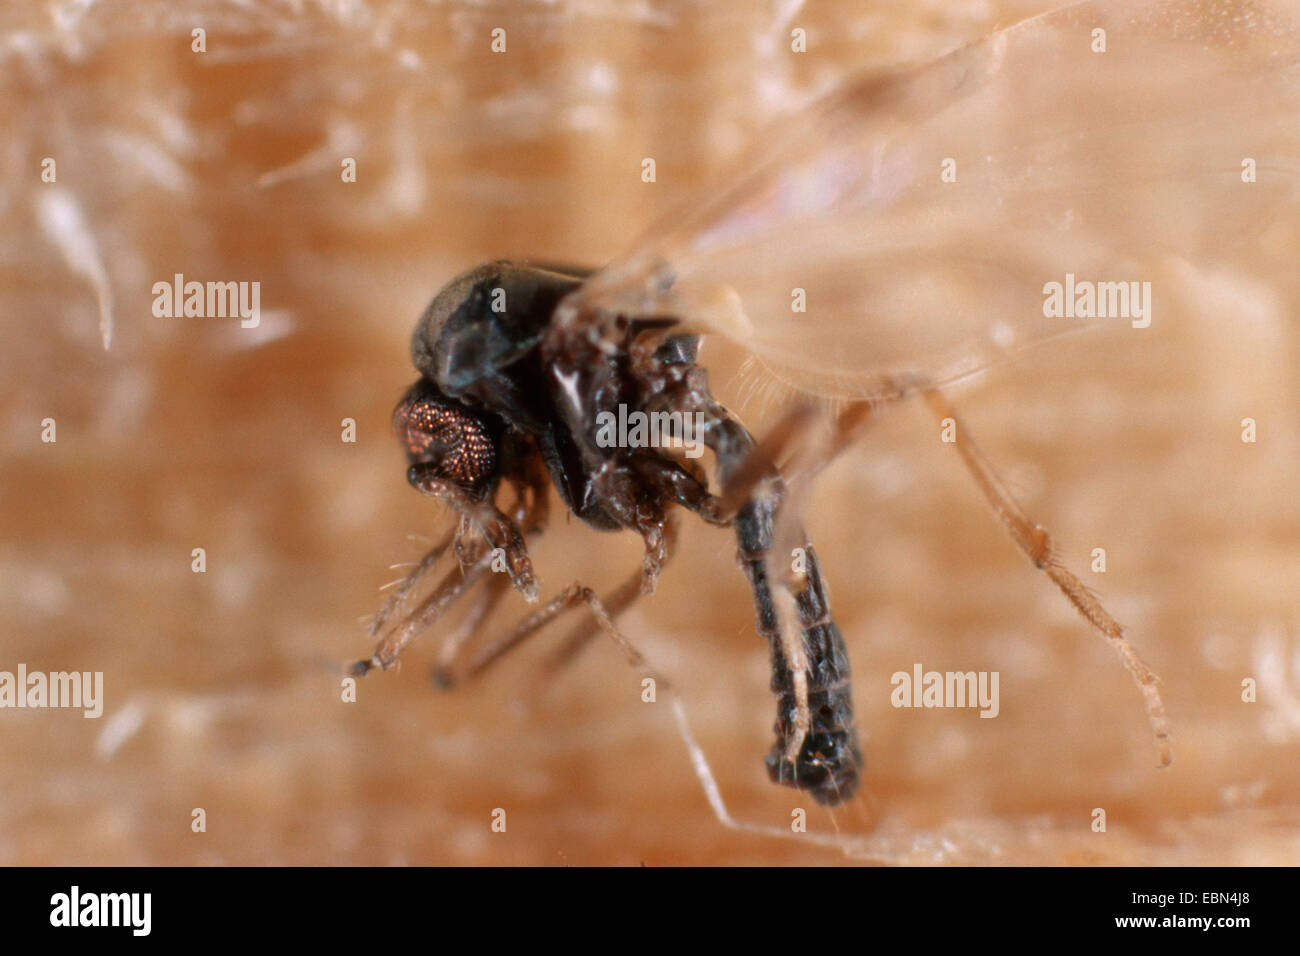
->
[353,542,495,676]
[406,465,539,602]
[367,525,456,640]
[359,465,549,678]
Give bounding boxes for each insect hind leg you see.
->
[921,386,1172,767]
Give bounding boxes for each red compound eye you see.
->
[393,391,497,487]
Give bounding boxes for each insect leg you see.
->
[429,571,513,688]
[583,460,679,593]
[426,574,851,847]
[437,582,650,687]
[540,513,681,680]
[406,464,539,602]
[436,512,672,687]
[367,525,456,639]
[921,387,1173,767]
[353,540,495,676]
[360,473,548,678]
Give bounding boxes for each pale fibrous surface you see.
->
[2,0,1298,865]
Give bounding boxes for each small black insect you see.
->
[354,260,862,806]
[352,0,1300,813]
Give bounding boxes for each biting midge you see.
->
[355,261,861,806]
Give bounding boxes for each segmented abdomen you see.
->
[734,495,862,806]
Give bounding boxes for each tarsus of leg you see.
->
[367,526,456,638]
[455,583,597,683]
[922,387,1173,767]
[354,545,495,676]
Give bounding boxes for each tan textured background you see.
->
[2,0,1298,864]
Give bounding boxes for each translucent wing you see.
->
[559,0,1300,399]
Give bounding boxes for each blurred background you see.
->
[1,0,1297,864]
